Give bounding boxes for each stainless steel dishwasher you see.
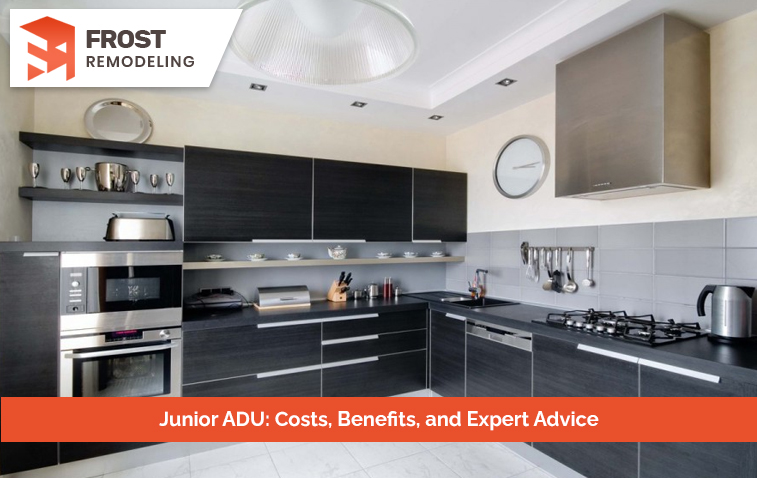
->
[466,320,533,397]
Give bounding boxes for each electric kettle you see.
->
[697,285,756,341]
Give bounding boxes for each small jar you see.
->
[383,277,392,298]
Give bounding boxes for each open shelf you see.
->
[20,132,184,162]
[183,256,464,270]
[19,187,183,206]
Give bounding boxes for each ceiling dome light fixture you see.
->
[231,0,418,85]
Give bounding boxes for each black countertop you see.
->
[182,296,429,331]
[0,241,182,252]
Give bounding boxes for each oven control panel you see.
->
[60,267,87,314]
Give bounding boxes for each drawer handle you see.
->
[257,313,379,328]
[322,335,379,346]
[577,344,639,364]
[256,364,322,379]
[445,313,467,321]
[412,240,442,243]
[639,359,720,384]
[23,252,58,257]
[322,356,379,369]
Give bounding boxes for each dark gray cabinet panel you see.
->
[413,169,467,242]
[183,324,321,384]
[323,330,426,364]
[639,366,757,478]
[429,312,465,397]
[184,146,313,241]
[60,443,158,463]
[466,334,531,397]
[313,159,412,241]
[0,444,58,475]
[183,370,321,397]
[322,310,426,340]
[322,350,426,397]
[532,335,637,478]
[0,252,59,397]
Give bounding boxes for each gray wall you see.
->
[446,217,757,330]
[184,242,450,301]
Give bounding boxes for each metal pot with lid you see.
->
[95,162,129,192]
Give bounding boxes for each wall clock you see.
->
[493,135,550,199]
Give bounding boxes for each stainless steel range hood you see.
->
[555,14,710,200]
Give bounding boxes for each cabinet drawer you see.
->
[60,443,159,463]
[322,350,426,397]
[323,330,426,363]
[183,324,321,384]
[323,309,426,340]
[183,369,321,397]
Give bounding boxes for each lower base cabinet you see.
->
[59,443,160,463]
[429,312,466,397]
[0,443,58,475]
[322,351,426,397]
[184,370,321,397]
[532,335,638,478]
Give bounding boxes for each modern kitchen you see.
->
[1,0,757,477]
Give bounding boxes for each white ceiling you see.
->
[2,0,756,135]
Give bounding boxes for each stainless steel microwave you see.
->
[59,251,183,335]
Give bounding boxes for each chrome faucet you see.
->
[468,269,489,299]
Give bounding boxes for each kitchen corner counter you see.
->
[182,296,429,331]
[427,302,757,384]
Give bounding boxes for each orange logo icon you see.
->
[20,16,75,80]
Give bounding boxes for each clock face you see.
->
[493,136,550,199]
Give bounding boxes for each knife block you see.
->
[327,280,347,302]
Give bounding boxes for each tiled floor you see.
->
[9,442,580,478]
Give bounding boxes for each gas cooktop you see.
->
[533,309,707,346]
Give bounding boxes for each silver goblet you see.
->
[149,174,159,194]
[165,172,175,195]
[61,168,71,189]
[29,163,40,188]
[75,166,89,190]
[129,170,141,193]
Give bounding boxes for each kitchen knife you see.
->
[338,271,345,285]
[344,272,352,285]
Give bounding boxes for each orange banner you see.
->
[2,397,757,443]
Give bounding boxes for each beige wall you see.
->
[33,89,446,169]
[447,10,757,233]
[0,40,34,241]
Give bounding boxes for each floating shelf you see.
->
[20,132,184,162]
[19,187,183,206]
[183,256,464,270]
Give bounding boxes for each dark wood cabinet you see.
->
[466,334,531,397]
[59,443,159,463]
[322,310,426,340]
[0,252,60,475]
[184,146,313,241]
[313,159,412,241]
[413,169,467,242]
[322,350,426,397]
[184,369,321,397]
[639,365,757,478]
[532,335,638,478]
[429,311,466,397]
[183,323,321,385]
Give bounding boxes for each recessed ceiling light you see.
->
[351,101,367,108]
[496,78,517,87]
[428,115,444,121]
[249,83,268,91]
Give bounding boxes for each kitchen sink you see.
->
[447,297,518,308]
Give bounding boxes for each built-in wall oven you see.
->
[59,251,183,397]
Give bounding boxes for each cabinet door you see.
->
[429,312,466,397]
[60,443,159,463]
[466,334,531,397]
[0,253,59,475]
[313,159,412,241]
[184,146,313,241]
[183,324,321,384]
[639,365,757,478]
[322,350,426,397]
[184,370,321,397]
[532,335,638,478]
[413,169,467,242]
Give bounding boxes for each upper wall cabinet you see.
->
[413,169,467,242]
[313,159,412,242]
[184,146,313,242]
